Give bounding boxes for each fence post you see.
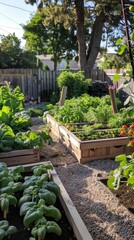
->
[21,76,25,94]
[37,69,41,103]
[109,86,118,114]
[59,86,67,106]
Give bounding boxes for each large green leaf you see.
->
[118,45,127,55]
[127,176,134,186]
[113,73,120,83]
[115,154,127,163]
[5,99,23,113]
[116,38,122,45]
[0,124,15,151]
[0,106,11,125]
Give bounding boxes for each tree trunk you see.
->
[85,13,105,78]
[53,54,58,71]
[75,0,87,72]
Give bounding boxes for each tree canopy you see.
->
[22,8,77,70]
[0,33,36,69]
[24,0,134,76]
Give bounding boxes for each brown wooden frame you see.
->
[46,114,134,163]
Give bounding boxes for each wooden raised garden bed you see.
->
[8,162,92,240]
[0,148,40,166]
[46,114,134,164]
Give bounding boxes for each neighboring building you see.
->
[36,54,79,70]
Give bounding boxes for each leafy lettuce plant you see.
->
[0,106,12,125]
[10,111,32,131]
[0,124,15,152]
[0,84,24,113]
[14,131,45,149]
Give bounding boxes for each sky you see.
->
[0,0,37,47]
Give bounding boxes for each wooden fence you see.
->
[0,68,132,102]
[0,69,60,102]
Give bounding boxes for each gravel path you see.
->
[32,117,134,240]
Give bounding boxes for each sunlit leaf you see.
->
[129,6,134,12]
[126,70,133,77]
[107,176,115,189]
[116,38,122,45]
[118,45,127,55]
[127,176,134,186]
[115,154,126,162]
[113,73,120,83]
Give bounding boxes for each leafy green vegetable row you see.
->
[0,84,53,152]
[0,123,51,152]
[44,94,133,127]
[0,162,63,240]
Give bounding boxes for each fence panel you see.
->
[0,68,132,101]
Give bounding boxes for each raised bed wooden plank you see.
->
[51,166,93,240]
[80,137,130,149]
[46,114,81,148]
[0,148,40,166]
[46,114,134,164]
[10,162,93,240]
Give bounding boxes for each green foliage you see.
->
[85,105,113,122]
[0,84,32,132]
[14,131,45,150]
[0,161,62,238]
[98,53,128,70]
[10,111,32,131]
[25,0,134,76]
[77,126,121,140]
[107,153,134,190]
[57,71,91,99]
[0,220,17,239]
[23,9,77,70]
[32,164,53,176]
[49,92,59,105]
[0,124,51,152]
[113,6,134,110]
[0,84,52,152]
[0,124,15,152]
[107,110,134,128]
[0,84,24,112]
[51,94,125,124]
[0,33,36,68]
[27,108,44,117]
[53,94,100,123]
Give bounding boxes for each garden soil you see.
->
[32,116,134,240]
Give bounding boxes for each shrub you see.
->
[57,71,91,99]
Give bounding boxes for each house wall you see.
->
[41,59,79,70]
[42,60,54,70]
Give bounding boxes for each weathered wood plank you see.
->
[0,148,40,166]
[51,167,93,240]
[80,137,130,149]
